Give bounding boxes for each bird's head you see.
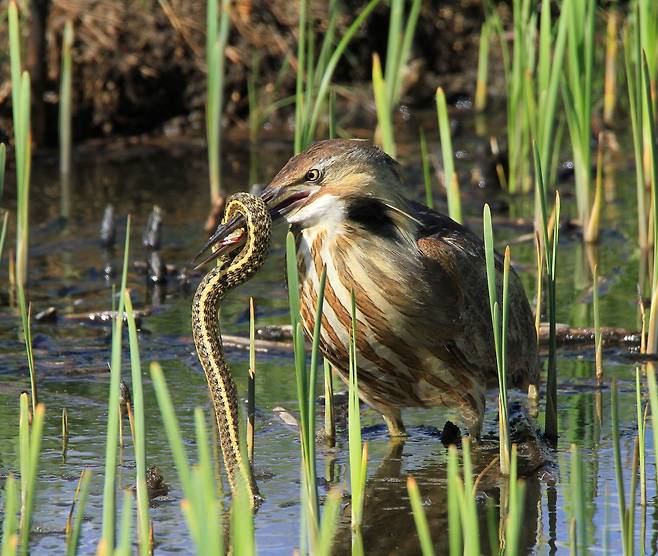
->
[259,139,406,228]
[197,139,416,265]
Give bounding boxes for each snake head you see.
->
[193,192,271,270]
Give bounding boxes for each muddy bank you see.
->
[0,0,489,147]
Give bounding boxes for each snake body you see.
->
[192,193,271,502]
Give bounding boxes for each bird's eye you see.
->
[305,168,321,182]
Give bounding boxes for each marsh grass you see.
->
[593,264,602,380]
[624,16,649,252]
[436,88,461,223]
[61,407,69,460]
[65,470,92,556]
[8,1,31,290]
[59,20,73,177]
[635,368,647,507]
[604,8,619,126]
[406,476,434,556]
[474,20,491,113]
[483,204,510,474]
[247,297,256,466]
[294,0,380,153]
[100,216,130,551]
[419,129,432,209]
[562,0,595,228]
[150,362,228,553]
[348,291,368,531]
[534,144,560,441]
[285,231,329,544]
[124,291,150,556]
[372,0,421,156]
[323,359,336,447]
[206,0,230,204]
[18,393,45,556]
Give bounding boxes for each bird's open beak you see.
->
[193,185,314,269]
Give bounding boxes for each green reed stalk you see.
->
[460,439,479,554]
[16,288,36,412]
[562,0,594,227]
[505,445,525,556]
[407,476,434,556]
[100,217,130,551]
[372,53,396,157]
[230,475,254,555]
[193,408,223,555]
[124,292,150,556]
[371,0,421,156]
[297,0,381,152]
[59,20,73,177]
[635,368,647,506]
[349,291,367,530]
[116,491,133,556]
[584,134,604,243]
[570,444,587,554]
[2,475,19,556]
[247,298,256,466]
[18,395,44,556]
[150,363,204,548]
[646,362,658,486]
[206,0,230,204]
[0,211,7,267]
[534,144,560,441]
[483,205,510,474]
[65,469,91,556]
[0,142,6,202]
[593,265,602,380]
[474,21,491,112]
[419,129,433,208]
[317,487,341,556]
[611,378,629,555]
[604,7,619,126]
[436,88,461,223]
[9,2,31,290]
[61,407,68,460]
[285,231,328,540]
[446,445,462,556]
[638,0,658,88]
[323,359,335,446]
[624,20,648,250]
[328,88,337,140]
[641,49,658,353]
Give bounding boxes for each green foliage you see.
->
[483,205,510,473]
[65,470,92,556]
[534,144,560,441]
[59,20,74,176]
[124,292,151,556]
[436,88,461,223]
[206,0,230,202]
[100,217,131,550]
[406,477,434,556]
[348,292,367,530]
[294,0,381,153]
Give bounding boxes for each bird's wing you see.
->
[410,201,500,374]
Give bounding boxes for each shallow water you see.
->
[0,112,655,554]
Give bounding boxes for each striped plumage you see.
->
[227,139,539,438]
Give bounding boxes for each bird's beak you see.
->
[192,226,246,270]
[192,184,314,269]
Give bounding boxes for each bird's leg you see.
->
[382,409,407,438]
[527,383,539,418]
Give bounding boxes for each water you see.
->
[0,116,654,553]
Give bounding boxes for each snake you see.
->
[191,192,271,503]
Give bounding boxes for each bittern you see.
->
[202,139,540,440]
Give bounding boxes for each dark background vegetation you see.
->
[0,0,490,147]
